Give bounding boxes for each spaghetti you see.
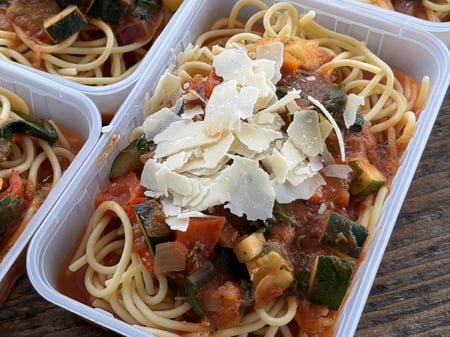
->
[63,1,429,336]
[359,0,450,21]
[0,87,83,261]
[0,0,181,86]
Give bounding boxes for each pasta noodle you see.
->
[0,1,181,86]
[0,87,82,261]
[358,0,450,21]
[63,1,429,336]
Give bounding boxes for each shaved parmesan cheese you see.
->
[165,211,208,232]
[144,72,182,117]
[143,106,181,140]
[204,81,258,135]
[255,41,283,82]
[262,149,288,183]
[140,46,352,223]
[154,120,220,158]
[182,104,204,119]
[213,48,254,81]
[287,109,323,157]
[309,155,324,172]
[308,95,346,161]
[213,48,276,110]
[273,173,326,203]
[214,156,275,220]
[258,89,301,115]
[236,122,282,153]
[344,93,365,128]
[322,164,352,178]
[280,139,305,170]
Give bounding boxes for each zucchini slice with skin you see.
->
[349,157,386,196]
[109,134,150,180]
[320,210,368,259]
[44,5,88,43]
[87,0,128,24]
[307,255,355,310]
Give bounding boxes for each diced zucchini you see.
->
[87,0,128,24]
[246,246,293,286]
[349,157,386,196]
[233,232,266,263]
[307,255,355,310]
[134,0,161,20]
[44,5,88,43]
[320,210,368,259]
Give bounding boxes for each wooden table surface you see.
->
[1,88,449,337]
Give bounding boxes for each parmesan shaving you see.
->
[308,95,346,161]
[344,93,365,128]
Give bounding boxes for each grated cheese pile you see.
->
[141,43,356,231]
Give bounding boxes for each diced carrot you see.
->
[282,50,302,75]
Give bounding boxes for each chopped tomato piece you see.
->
[175,216,225,272]
[204,68,222,99]
[196,278,244,329]
[175,216,225,254]
[94,172,146,218]
[0,169,23,199]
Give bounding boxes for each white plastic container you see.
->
[339,0,450,48]
[0,0,191,117]
[27,1,450,337]
[0,61,102,295]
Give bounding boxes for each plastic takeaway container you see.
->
[0,0,191,119]
[27,0,450,337]
[339,0,450,48]
[0,61,102,302]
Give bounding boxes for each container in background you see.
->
[0,60,102,304]
[0,0,189,120]
[27,1,450,337]
[339,0,450,48]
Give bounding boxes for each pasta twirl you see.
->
[62,1,429,337]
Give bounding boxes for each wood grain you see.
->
[0,90,448,337]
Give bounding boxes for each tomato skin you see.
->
[94,172,146,218]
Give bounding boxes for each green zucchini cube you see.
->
[44,5,88,43]
[307,255,355,310]
[320,211,368,259]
